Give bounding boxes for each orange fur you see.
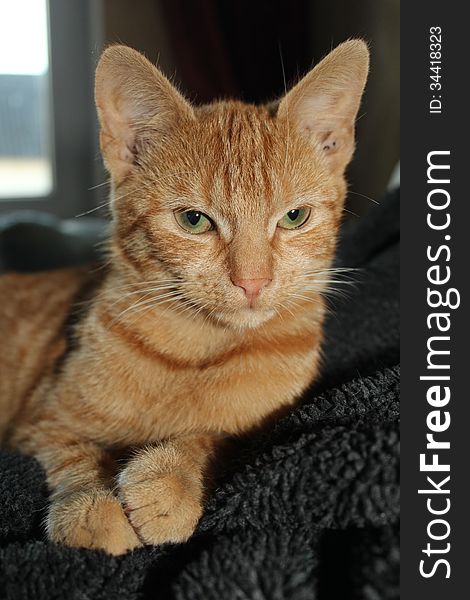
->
[0,41,369,554]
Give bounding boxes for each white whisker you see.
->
[122,296,183,326]
[75,201,110,218]
[116,291,184,321]
[348,190,379,205]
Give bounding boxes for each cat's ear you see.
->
[277,40,369,174]
[95,45,194,183]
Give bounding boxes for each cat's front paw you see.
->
[117,444,204,545]
[47,489,142,555]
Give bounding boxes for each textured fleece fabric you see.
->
[0,188,400,599]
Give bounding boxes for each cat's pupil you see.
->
[288,209,300,221]
[187,211,201,226]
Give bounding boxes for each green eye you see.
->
[175,210,214,234]
[277,207,311,230]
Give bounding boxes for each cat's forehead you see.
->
[188,103,323,212]
[195,102,280,157]
[146,102,329,219]
[198,105,277,205]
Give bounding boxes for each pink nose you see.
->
[231,278,271,305]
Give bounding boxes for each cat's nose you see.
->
[231,278,271,305]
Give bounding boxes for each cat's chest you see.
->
[70,335,319,446]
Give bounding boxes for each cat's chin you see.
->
[210,308,277,330]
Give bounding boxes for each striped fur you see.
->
[0,41,369,554]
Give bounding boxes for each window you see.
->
[0,0,53,199]
[0,0,102,217]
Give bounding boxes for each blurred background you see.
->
[0,0,399,267]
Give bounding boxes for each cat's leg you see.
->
[117,435,217,545]
[12,425,142,555]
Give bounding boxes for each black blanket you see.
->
[0,189,400,599]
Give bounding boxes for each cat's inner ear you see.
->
[278,40,369,174]
[95,45,194,183]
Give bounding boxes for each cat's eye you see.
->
[277,207,311,230]
[174,210,214,234]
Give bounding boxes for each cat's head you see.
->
[95,41,369,329]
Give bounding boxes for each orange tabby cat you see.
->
[0,41,368,555]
